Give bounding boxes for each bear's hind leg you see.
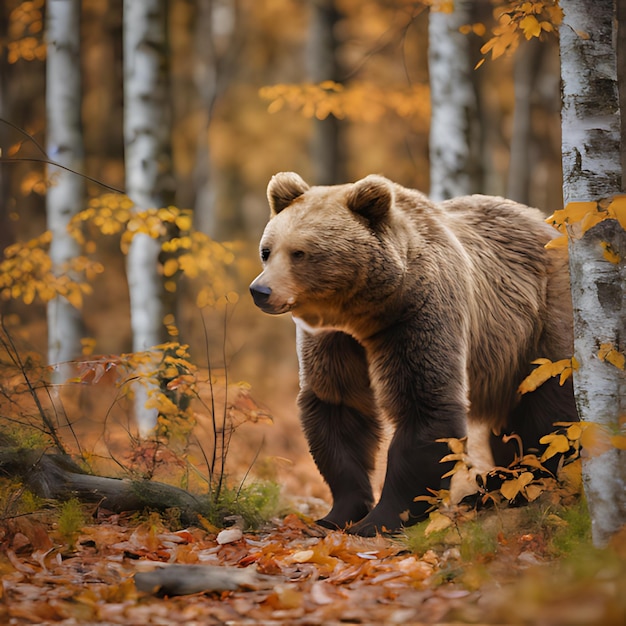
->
[501,375,579,473]
[297,329,382,530]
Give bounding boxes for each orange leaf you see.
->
[598,343,625,370]
[520,15,541,39]
[580,422,613,457]
[518,358,574,394]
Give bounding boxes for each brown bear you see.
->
[250,172,579,537]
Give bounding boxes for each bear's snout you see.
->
[249,281,273,310]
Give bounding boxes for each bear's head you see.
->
[249,172,409,335]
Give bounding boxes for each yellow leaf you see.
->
[520,15,541,39]
[524,484,544,502]
[66,289,83,309]
[558,365,572,385]
[539,433,570,461]
[424,510,453,536]
[566,423,583,441]
[600,242,620,264]
[531,357,552,365]
[549,201,597,230]
[472,23,486,37]
[162,258,179,277]
[598,343,625,370]
[559,458,582,491]
[544,234,566,250]
[175,214,192,231]
[518,471,534,487]
[580,422,613,457]
[500,478,521,501]
[607,195,626,230]
[440,437,465,455]
[611,435,626,450]
[518,358,574,394]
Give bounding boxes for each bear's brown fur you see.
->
[250,172,578,536]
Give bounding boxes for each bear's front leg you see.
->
[349,321,468,536]
[296,328,382,529]
[348,431,454,536]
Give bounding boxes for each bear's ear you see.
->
[267,172,310,216]
[346,175,393,225]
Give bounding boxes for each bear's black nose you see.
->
[250,283,272,308]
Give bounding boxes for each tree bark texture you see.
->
[428,0,478,200]
[123,0,174,435]
[123,0,173,353]
[560,0,626,547]
[46,0,86,371]
[560,1,621,204]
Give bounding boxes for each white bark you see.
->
[123,0,172,434]
[560,0,626,547]
[46,0,85,374]
[428,0,478,200]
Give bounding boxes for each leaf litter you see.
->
[1,503,625,625]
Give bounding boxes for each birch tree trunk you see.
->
[123,0,174,435]
[559,0,626,547]
[46,0,86,375]
[428,0,478,200]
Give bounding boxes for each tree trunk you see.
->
[307,0,344,185]
[428,0,478,200]
[46,0,86,374]
[123,0,175,435]
[559,0,626,547]
[507,38,543,204]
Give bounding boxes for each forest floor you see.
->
[1,300,625,625]
[1,492,626,625]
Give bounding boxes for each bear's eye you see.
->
[260,248,271,262]
[291,250,305,261]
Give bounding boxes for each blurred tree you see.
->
[123,0,175,434]
[46,0,86,373]
[506,37,542,204]
[559,0,625,547]
[0,4,11,254]
[192,0,242,236]
[307,0,345,185]
[428,0,478,200]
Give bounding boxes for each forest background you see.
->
[0,0,573,516]
[1,1,626,623]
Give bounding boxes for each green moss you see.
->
[403,517,454,554]
[547,498,592,555]
[458,518,499,561]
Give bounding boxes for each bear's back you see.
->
[434,194,568,424]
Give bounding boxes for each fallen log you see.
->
[0,448,205,525]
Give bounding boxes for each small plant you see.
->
[56,498,86,549]
[547,499,592,556]
[207,480,283,529]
